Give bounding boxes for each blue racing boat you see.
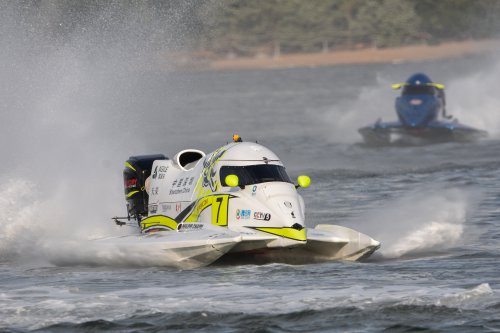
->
[358,73,488,145]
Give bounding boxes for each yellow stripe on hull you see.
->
[255,227,307,241]
[140,215,178,231]
[126,190,140,198]
[125,161,137,172]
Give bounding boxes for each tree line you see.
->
[10,0,500,57]
[195,0,500,57]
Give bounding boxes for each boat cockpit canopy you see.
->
[402,85,436,96]
[220,164,292,186]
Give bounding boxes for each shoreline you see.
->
[192,39,500,71]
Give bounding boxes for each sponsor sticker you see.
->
[252,185,257,195]
[169,188,190,195]
[125,178,137,188]
[236,209,251,219]
[201,147,227,192]
[178,223,204,231]
[194,197,210,215]
[254,211,271,221]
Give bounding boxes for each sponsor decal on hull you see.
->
[194,147,228,199]
[169,188,190,195]
[236,209,251,220]
[125,178,137,189]
[254,211,271,221]
[149,204,158,214]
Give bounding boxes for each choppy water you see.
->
[1,19,500,331]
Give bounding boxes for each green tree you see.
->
[413,0,500,42]
[350,0,420,48]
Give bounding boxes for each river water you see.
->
[1,38,500,332]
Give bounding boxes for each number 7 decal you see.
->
[211,195,229,226]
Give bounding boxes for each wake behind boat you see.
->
[110,136,380,268]
[359,73,488,146]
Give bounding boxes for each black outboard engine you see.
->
[123,154,168,223]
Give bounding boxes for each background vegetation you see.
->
[14,0,500,58]
[198,0,500,57]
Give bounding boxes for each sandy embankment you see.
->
[198,39,500,71]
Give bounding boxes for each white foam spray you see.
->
[348,186,481,259]
[0,180,41,260]
[319,74,396,143]
[0,3,201,266]
[447,62,500,138]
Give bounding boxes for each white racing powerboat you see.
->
[111,139,380,268]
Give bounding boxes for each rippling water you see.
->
[1,51,500,331]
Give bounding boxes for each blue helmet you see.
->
[405,73,433,86]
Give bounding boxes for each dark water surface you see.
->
[1,55,500,332]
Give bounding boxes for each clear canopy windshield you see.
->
[220,164,292,186]
[402,85,436,95]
